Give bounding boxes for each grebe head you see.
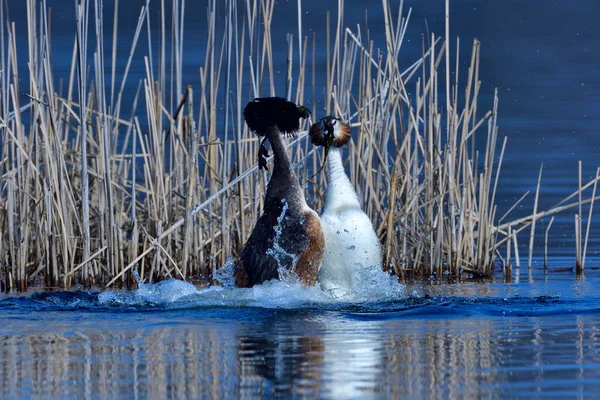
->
[244,97,311,137]
[244,97,311,170]
[309,116,351,150]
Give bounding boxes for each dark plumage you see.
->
[236,204,318,285]
[258,137,269,171]
[243,97,310,136]
[234,97,324,287]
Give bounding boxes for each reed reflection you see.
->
[1,312,599,398]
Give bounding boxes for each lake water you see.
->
[4,0,600,397]
[2,262,600,398]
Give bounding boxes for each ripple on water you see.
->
[0,265,406,313]
[2,266,600,319]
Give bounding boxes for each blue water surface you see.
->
[1,262,600,399]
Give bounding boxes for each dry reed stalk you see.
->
[182,86,196,279]
[575,214,582,273]
[2,0,599,291]
[505,225,512,276]
[576,161,582,273]
[582,167,599,269]
[499,191,600,232]
[512,233,520,270]
[527,164,543,269]
[75,0,92,286]
[544,216,554,269]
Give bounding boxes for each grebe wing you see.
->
[240,214,279,285]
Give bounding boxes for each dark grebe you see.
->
[234,97,324,287]
[309,116,382,297]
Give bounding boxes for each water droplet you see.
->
[336,231,341,234]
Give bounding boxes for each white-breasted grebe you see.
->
[234,97,324,287]
[309,116,383,297]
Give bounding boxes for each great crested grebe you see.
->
[234,97,324,287]
[309,116,382,297]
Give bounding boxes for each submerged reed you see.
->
[0,0,598,291]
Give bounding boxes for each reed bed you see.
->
[0,0,597,291]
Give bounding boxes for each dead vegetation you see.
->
[0,0,597,291]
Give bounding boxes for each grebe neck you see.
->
[268,129,293,173]
[324,147,360,211]
[263,128,305,210]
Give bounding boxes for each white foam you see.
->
[352,264,406,300]
[97,260,405,309]
[98,278,201,307]
[243,278,332,308]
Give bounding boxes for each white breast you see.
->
[317,148,382,298]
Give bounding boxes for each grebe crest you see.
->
[244,97,309,137]
[310,115,383,298]
[309,116,352,149]
[245,97,310,171]
[234,97,324,288]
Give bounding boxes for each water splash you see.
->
[132,269,144,287]
[7,283,600,319]
[244,279,331,308]
[91,262,406,310]
[98,278,200,307]
[352,264,406,301]
[267,198,300,281]
[213,256,236,289]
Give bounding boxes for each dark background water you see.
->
[7,0,600,262]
